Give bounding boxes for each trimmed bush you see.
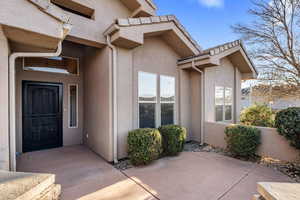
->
[225,125,261,158]
[159,125,187,156]
[240,104,275,127]
[275,107,300,149]
[127,128,162,166]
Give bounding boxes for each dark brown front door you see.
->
[22,81,63,152]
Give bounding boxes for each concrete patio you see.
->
[17,145,293,200]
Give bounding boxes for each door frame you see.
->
[22,80,63,152]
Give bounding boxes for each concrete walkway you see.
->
[17,146,293,200]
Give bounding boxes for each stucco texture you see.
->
[204,122,300,162]
[65,0,131,47]
[0,26,10,170]
[116,36,201,158]
[204,57,240,123]
[83,46,113,162]
[15,41,85,154]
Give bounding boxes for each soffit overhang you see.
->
[0,0,71,51]
[105,15,201,58]
[178,40,258,80]
[121,0,157,17]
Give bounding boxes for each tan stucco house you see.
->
[0,0,257,171]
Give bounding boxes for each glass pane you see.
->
[225,105,232,121]
[160,75,175,102]
[215,105,223,122]
[69,85,77,127]
[138,72,157,102]
[215,86,224,105]
[161,103,174,125]
[225,87,233,105]
[23,57,79,75]
[139,103,156,128]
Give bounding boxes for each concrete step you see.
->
[0,170,60,200]
[36,184,61,200]
[258,182,300,200]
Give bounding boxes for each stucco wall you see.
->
[116,36,194,158]
[15,41,84,154]
[179,69,191,140]
[0,26,10,170]
[83,46,113,162]
[235,68,242,122]
[0,0,64,50]
[65,0,131,46]
[204,122,300,162]
[190,71,202,142]
[0,0,63,39]
[204,57,240,123]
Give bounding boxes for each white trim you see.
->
[137,71,177,128]
[68,84,79,129]
[138,71,158,128]
[214,86,233,123]
[160,74,176,126]
[22,56,80,76]
[9,42,62,171]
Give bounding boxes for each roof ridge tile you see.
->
[116,15,202,52]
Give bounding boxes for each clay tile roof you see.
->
[178,40,242,62]
[116,15,202,52]
[201,40,242,56]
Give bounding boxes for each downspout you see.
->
[106,35,118,164]
[191,60,205,145]
[9,42,62,171]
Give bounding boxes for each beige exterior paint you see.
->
[190,71,202,142]
[204,58,239,123]
[116,36,183,158]
[0,0,257,170]
[15,41,85,153]
[204,122,300,162]
[0,0,67,50]
[0,26,10,170]
[83,46,113,162]
[64,0,132,47]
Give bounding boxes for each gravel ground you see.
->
[114,141,300,182]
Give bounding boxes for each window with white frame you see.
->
[138,72,176,128]
[69,84,78,128]
[160,75,175,126]
[215,86,233,122]
[138,72,157,128]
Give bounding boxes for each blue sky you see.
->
[154,0,254,49]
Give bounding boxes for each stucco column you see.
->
[0,26,10,170]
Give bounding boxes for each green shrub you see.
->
[127,128,162,166]
[225,125,261,158]
[240,104,275,127]
[158,125,187,156]
[275,107,300,149]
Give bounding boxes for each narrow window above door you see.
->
[23,57,79,76]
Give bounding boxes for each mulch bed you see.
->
[114,141,300,182]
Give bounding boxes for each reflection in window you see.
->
[69,85,78,128]
[215,87,224,122]
[138,72,157,128]
[225,88,233,121]
[23,57,79,75]
[215,86,233,122]
[160,76,175,125]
